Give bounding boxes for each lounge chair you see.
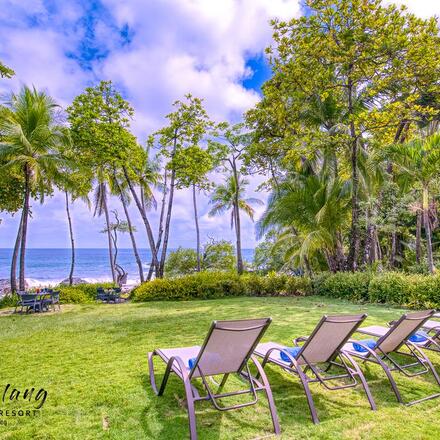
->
[254,314,376,424]
[148,318,280,439]
[344,310,440,405]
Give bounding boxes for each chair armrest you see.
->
[292,336,309,346]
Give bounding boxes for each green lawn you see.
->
[1,296,439,439]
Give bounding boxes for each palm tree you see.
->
[257,157,351,273]
[388,130,440,273]
[208,174,263,273]
[110,169,145,283]
[93,176,116,283]
[0,86,65,291]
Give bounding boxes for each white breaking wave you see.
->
[25,276,141,287]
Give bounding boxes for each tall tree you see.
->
[209,123,254,274]
[67,81,143,283]
[171,145,214,271]
[208,173,263,273]
[150,94,212,277]
[388,131,440,273]
[246,0,440,271]
[0,86,64,291]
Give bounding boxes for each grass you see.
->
[1,296,440,439]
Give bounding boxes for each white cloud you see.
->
[8,0,437,251]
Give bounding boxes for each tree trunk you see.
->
[10,209,24,293]
[123,167,158,280]
[102,192,116,283]
[346,74,360,272]
[389,231,397,269]
[416,210,422,264]
[147,170,167,280]
[231,161,244,274]
[192,184,201,272]
[119,187,144,283]
[65,191,75,286]
[423,187,435,274]
[18,166,31,291]
[158,136,178,278]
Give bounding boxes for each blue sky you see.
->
[0,0,436,249]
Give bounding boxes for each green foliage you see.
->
[67,80,136,169]
[165,247,198,276]
[57,283,116,303]
[202,239,236,271]
[314,271,440,309]
[316,272,372,302]
[132,271,313,301]
[0,60,14,78]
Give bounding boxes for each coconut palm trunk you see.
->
[416,210,422,264]
[102,193,116,283]
[65,191,75,286]
[120,190,144,283]
[122,167,158,280]
[18,165,31,291]
[10,209,24,292]
[231,165,244,274]
[192,184,201,272]
[423,187,435,274]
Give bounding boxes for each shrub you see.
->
[132,271,312,301]
[58,283,116,303]
[165,247,198,276]
[0,294,18,309]
[368,272,412,305]
[315,272,371,301]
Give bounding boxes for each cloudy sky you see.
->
[0,0,437,250]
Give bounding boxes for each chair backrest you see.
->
[97,287,105,293]
[19,294,37,304]
[190,318,272,378]
[296,314,367,365]
[376,310,435,354]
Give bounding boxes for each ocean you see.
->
[0,248,255,287]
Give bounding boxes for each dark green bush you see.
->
[368,273,412,305]
[132,271,312,301]
[315,272,371,301]
[312,271,440,309]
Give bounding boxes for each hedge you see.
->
[313,271,440,310]
[131,271,313,301]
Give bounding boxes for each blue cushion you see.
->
[352,339,377,353]
[280,347,301,362]
[408,331,429,343]
[188,357,197,370]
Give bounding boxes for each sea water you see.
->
[0,248,255,287]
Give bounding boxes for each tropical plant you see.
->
[0,85,65,291]
[258,157,351,274]
[209,173,262,273]
[387,130,440,273]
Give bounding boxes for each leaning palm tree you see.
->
[0,86,65,291]
[388,130,440,274]
[208,174,263,273]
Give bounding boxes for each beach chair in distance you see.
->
[254,314,376,424]
[148,318,280,439]
[344,310,440,405]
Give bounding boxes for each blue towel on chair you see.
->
[280,347,301,362]
[188,358,197,370]
[353,339,377,353]
[408,331,429,343]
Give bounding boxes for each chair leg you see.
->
[374,356,403,403]
[297,367,319,424]
[341,352,376,411]
[251,356,281,435]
